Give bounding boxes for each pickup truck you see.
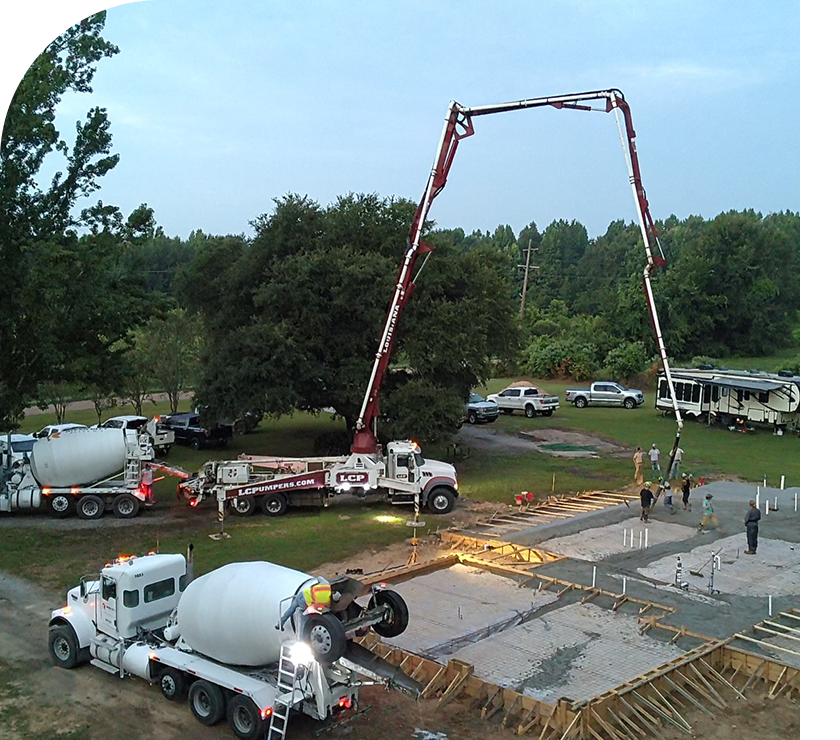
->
[486,386,560,418]
[93,415,175,456]
[465,393,499,424]
[565,382,645,409]
[161,412,233,450]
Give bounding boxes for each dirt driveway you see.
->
[456,423,631,458]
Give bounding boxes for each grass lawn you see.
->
[3,381,798,592]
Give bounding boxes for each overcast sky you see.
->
[2,0,801,241]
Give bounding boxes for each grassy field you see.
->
[3,378,798,593]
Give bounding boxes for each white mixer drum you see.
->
[177,561,317,666]
[30,428,132,487]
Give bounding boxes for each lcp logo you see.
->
[335,471,369,485]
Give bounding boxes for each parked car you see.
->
[465,393,499,424]
[162,412,233,450]
[486,386,560,418]
[92,415,175,456]
[565,382,645,409]
[31,423,88,439]
[1,433,36,466]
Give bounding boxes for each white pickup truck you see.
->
[486,386,560,418]
[565,382,645,409]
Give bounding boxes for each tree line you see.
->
[1,12,799,445]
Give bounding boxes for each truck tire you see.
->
[260,493,288,517]
[227,695,267,740]
[525,404,536,419]
[371,590,409,638]
[542,409,555,417]
[49,625,83,669]
[189,679,226,726]
[229,497,256,516]
[48,494,74,518]
[467,411,478,424]
[426,487,455,515]
[156,445,170,458]
[76,495,104,520]
[502,408,513,415]
[303,613,347,664]
[623,398,637,409]
[112,493,141,519]
[159,667,188,701]
[574,397,588,408]
[190,438,202,451]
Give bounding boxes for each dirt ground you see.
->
[456,423,632,458]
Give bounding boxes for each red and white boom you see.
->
[352,89,683,472]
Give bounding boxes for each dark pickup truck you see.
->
[161,412,233,450]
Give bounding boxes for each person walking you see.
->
[744,499,761,554]
[671,446,684,479]
[648,444,661,478]
[698,493,719,533]
[633,447,645,484]
[681,473,692,511]
[640,482,654,523]
[662,481,675,514]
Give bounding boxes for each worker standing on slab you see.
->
[640,481,654,523]
[662,481,675,514]
[648,444,661,478]
[681,474,692,511]
[744,499,761,554]
[633,447,645,484]
[698,493,719,533]
[671,446,684,480]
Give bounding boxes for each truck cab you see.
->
[382,440,458,514]
[51,554,188,656]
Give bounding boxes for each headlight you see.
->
[288,641,314,665]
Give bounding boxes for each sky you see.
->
[1,0,802,243]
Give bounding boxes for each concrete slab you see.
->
[450,602,686,703]
[387,564,557,657]
[539,518,699,561]
[638,535,799,596]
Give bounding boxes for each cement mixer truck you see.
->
[0,428,156,519]
[49,550,419,740]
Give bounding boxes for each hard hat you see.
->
[645,481,651,487]
[705,493,713,499]
[682,473,687,478]
[663,481,671,489]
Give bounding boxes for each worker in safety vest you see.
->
[280,581,334,633]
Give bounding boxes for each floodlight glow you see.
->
[288,641,314,665]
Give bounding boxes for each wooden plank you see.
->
[517,705,542,736]
[589,707,628,740]
[676,666,726,710]
[618,698,667,740]
[481,687,502,718]
[661,674,716,718]
[764,619,800,634]
[611,595,628,612]
[633,693,691,735]
[685,663,728,708]
[419,663,447,699]
[500,694,523,729]
[698,658,748,700]
[438,666,473,708]
[733,633,801,656]
[754,625,800,641]
[607,706,643,740]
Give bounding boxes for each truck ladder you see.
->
[267,643,303,740]
[124,458,141,487]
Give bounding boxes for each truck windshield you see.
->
[615,384,628,391]
[414,453,425,467]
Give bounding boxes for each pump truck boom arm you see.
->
[352,89,683,460]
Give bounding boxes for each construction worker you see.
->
[640,482,654,523]
[633,447,645,485]
[671,446,684,480]
[681,474,692,511]
[662,481,675,514]
[698,493,719,533]
[744,500,761,554]
[648,444,661,477]
[280,581,334,634]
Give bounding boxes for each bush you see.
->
[521,336,598,380]
[604,342,649,380]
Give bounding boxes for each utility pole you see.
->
[518,238,538,318]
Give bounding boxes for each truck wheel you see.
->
[189,679,226,726]
[371,590,410,638]
[525,404,536,418]
[543,409,555,417]
[159,667,188,701]
[229,497,256,516]
[426,487,455,515]
[227,695,266,740]
[49,625,82,669]
[76,495,104,520]
[156,445,170,458]
[260,493,288,517]
[574,397,588,408]
[304,613,347,664]
[190,438,202,451]
[467,411,478,424]
[113,493,141,519]
[623,398,637,409]
[48,494,73,518]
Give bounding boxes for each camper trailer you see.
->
[656,367,800,431]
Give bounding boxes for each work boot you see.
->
[745,549,756,555]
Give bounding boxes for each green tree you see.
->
[0,11,133,427]
[181,193,520,442]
